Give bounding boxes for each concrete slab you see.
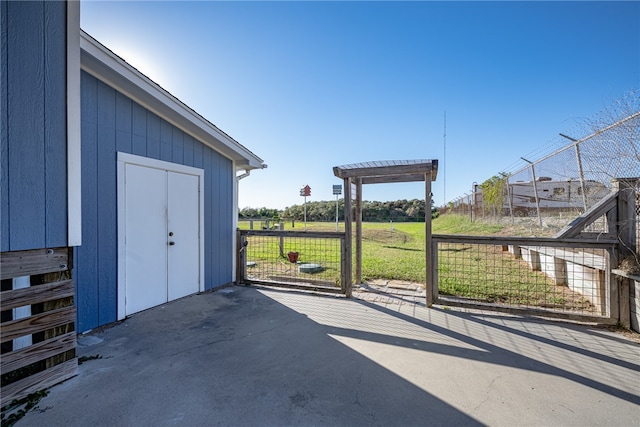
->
[16,285,640,426]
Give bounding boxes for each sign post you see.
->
[299,185,311,231]
[332,184,342,231]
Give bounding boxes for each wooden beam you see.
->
[343,177,353,297]
[361,173,431,184]
[1,279,74,311]
[334,162,436,179]
[1,306,76,344]
[0,247,70,280]
[1,332,76,374]
[241,230,344,239]
[0,358,77,408]
[355,178,362,285]
[554,191,617,238]
[433,234,616,248]
[248,280,343,294]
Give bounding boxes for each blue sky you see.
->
[81,1,639,209]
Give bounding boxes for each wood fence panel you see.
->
[0,359,77,408]
[0,247,70,280]
[0,279,74,311]
[0,306,76,344]
[0,247,77,407]
[1,332,76,374]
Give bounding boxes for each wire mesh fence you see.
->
[434,236,615,318]
[238,230,345,292]
[447,92,639,238]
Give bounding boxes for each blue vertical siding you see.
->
[172,128,184,164]
[1,1,67,252]
[160,120,172,162]
[43,1,68,248]
[221,158,233,281]
[115,92,132,153]
[131,103,147,156]
[7,1,45,251]
[202,147,214,290]
[1,0,9,250]
[96,80,118,327]
[146,112,161,160]
[78,71,235,331]
[193,139,204,169]
[183,134,195,167]
[77,72,99,331]
[211,152,222,285]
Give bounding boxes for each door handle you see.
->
[169,241,176,246]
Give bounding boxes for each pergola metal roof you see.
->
[333,159,438,184]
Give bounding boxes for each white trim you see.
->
[116,158,126,319]
[67,1,81,246]
[116,152,205,320]
[80,30,265,170]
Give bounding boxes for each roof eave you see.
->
[79,30,265,170]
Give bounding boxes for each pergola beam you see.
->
[333,160,438,182]
[361,173,430,184]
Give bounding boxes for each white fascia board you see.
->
[79,30,265,170]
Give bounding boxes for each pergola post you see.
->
[355,178,363,285]
[425,172,434,307]
[343,177,353,297]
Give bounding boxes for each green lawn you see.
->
[239,215,595,312]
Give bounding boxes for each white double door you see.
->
[119,155,203,317]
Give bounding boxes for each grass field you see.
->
[238,215,596,312]
[239,215,508,284]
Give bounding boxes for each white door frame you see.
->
[116,152,205,320]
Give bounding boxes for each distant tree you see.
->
[239,207,281,219]
[480,173,509,217]
[257,197,439,222]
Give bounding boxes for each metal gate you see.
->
[237,229,348,294]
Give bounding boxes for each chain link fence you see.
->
[447,92,639,240]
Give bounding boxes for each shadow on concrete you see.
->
[352,299,640,405]
[19,286,482,426]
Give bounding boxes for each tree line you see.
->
[239,199,438,222]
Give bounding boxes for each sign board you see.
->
[332,185,342,195]
[300,185,311,197]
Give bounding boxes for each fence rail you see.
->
[0,248,77,408]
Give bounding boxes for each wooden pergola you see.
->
[333,159,439,306]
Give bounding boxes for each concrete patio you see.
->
[17,285,640,426]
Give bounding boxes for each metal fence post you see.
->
[528,162,543,227]
[574,142,589,212]
[506,178,515,224]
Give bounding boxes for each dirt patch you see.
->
[362,228,412,245]
[365,278,424,291]
[601,326,640,343]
